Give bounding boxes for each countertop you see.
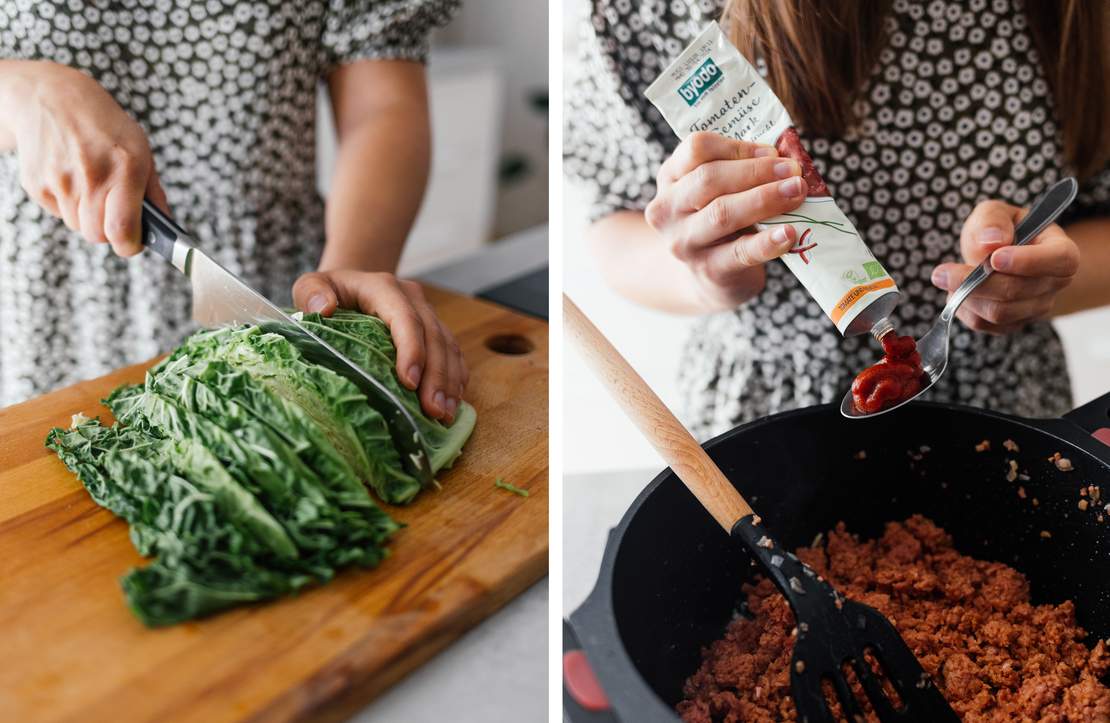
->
[562,469,659,723]
[349,227,549,723]
[355,578,549,723]
[563,469,659,615]
[418,225,548,301]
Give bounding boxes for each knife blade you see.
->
[139,199,435,487]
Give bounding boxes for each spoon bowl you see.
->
[839,321,949,418]
[841,177,1078,419]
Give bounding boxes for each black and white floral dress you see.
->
[566,0,1110,440]
[0,0,457,407]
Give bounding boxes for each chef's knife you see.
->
[139,199,435,487]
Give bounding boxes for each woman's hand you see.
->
[931,200,1080,334]
[642,131,808,310]
[293,270,468,423]
[1,60,168,256]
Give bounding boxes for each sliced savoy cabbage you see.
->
[46,311,475,626]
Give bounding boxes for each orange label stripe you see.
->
[830,278,896,323]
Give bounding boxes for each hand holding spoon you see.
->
[841,177,1078,419]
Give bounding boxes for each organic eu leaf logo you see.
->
[863,261,886,280]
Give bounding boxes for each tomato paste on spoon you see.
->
[851,333,926,414]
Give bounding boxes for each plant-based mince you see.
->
[678,516,1110,721]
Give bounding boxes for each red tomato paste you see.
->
[851,333,925,413]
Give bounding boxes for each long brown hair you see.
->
[722,0,1110,178]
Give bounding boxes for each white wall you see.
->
[563,183,698,476]
[1054,310,1110,409]
[438,1,549,239]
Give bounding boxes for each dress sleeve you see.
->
[564,1,720,222]
[321,0,459,69]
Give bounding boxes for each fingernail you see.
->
[977,227,1005,244]
[992,249,1012,272]
[754,145,776,158]
[773,160,798,179]
[433,390,446,412]
[931,268,948,288]
[779,177,804,198]
[445,397,458,416]
[407,365,422,386]
[307,293,328,313]
[771,226,793,246]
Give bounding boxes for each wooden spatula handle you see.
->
[564,295,753,531]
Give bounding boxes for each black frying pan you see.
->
[564,392,1110,721]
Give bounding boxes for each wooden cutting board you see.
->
[0,286,548,722]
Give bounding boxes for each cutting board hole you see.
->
[486,334,533,356]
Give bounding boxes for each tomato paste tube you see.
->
[644,21,900,337]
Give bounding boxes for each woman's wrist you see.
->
[317,241,400,274]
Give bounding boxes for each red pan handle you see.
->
[1063,390,1110,449]
[563,650,611,712]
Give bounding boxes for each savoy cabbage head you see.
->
[46,310,476,626]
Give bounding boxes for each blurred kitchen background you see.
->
[562,0,1110,612]
[317,1,548,277]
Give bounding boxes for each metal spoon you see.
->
[841,177,1078,419]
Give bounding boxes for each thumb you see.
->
[292,272,339,316]
[959,200,1018,265]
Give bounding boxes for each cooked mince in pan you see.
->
[678,516,1110,722]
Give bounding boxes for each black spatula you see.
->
[564,295,958,722]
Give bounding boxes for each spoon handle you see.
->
[563,295,754,531]
[940,177,1078,323]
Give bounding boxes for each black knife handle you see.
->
[140,199,189,263]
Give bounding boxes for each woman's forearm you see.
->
[319,61,431,273]
[587,211,719,314]
[320,114,429,271]
[1055,217,1110,316]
